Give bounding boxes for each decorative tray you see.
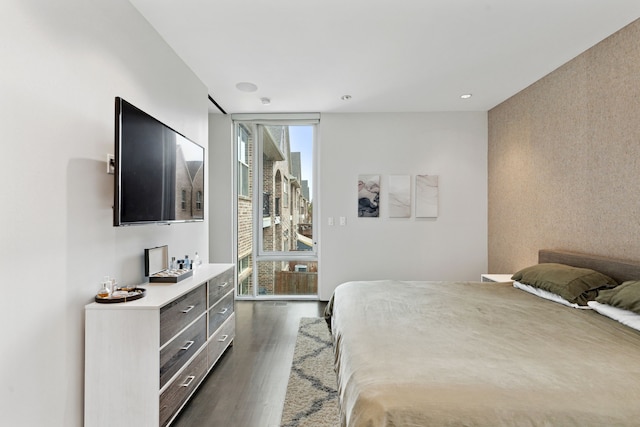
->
[95,288,146,304]
[149,268,193,283]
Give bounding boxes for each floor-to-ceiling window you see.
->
[234,116,318,299]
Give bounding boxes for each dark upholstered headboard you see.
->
[538,249,640,284]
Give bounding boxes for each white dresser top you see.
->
[86,263,234,310]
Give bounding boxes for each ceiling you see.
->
[128,0,640,114]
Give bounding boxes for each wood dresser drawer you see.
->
[159,314,207,389]
[208,315,235,369]
[208,268,234,306]
[208,291,234,338]
[160,283,207,346]
[159,348,208,427]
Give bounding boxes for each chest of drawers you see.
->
[85,264,235,427]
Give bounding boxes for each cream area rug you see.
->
[280,317,339,427]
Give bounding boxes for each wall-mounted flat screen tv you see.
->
[113,97,205,226]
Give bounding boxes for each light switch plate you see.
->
[107,154,115,174]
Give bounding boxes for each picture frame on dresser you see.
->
[84,263,235,427]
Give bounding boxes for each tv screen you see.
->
[114,97,205,226]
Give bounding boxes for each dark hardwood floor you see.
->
[171,300,327,427]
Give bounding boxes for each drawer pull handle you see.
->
[218,308,228,315]
[181,340,195,351]
[218,282,229,288]
[180,375,196,388]
[218,334,229,342]
[181,305,195,314]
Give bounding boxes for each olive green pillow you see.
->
[596,281,640,314]
[511,263,618,306]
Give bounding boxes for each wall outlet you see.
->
[107,154,115,174]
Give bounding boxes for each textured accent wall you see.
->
[488,18,640,273]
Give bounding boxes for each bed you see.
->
[325,250,640,427]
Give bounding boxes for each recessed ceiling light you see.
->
[236,82,258,92]
[341,95,352,101]
[460,93,472,99]
[260,97,271,105]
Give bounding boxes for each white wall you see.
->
[318,113,488,300]
[0,1,208,426]
[208,114,234,263]
[208,113,488,300]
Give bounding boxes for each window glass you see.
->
[238,126,250,197]
[235,122,316,298]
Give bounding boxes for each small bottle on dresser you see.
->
[193,252,200,271]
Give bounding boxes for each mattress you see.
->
[326,280,640,427]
